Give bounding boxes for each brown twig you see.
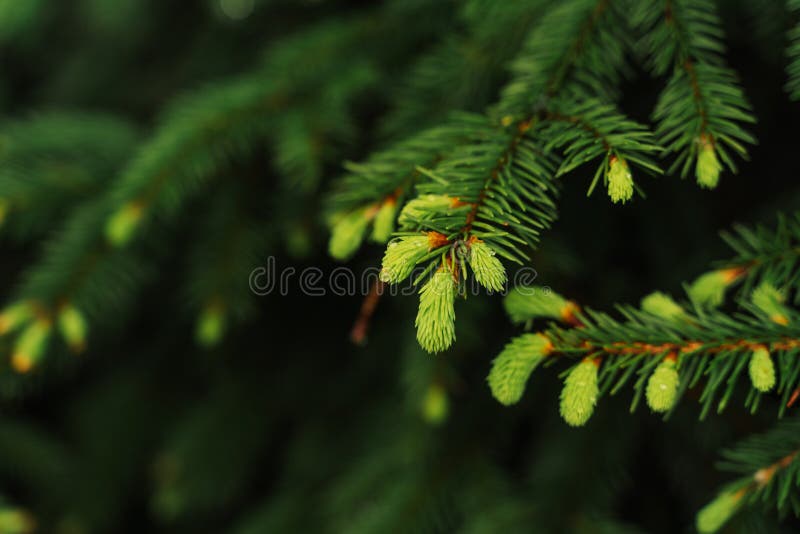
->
[350,279,385,345]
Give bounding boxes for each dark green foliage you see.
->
[719,213,800,301]
[2,1,800,533]
[633,0,755,178]
[698,417,800,530]
[0,114,139,239]
[492,213,800,527]
[413,119,561,262]
[787,0,800,99]
[493,214,800,416]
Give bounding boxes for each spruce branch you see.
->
[539,98,663,201]
[0,113,138,240]
[717,213,800,301]
[0,17,399,370]
[186,184,267,348]
[489,213,800,424]
[696,417,800,532]
[337,0,670,354]
[326,113,487,259]
[104,19,377,247]
[497,0,622,116]
[0,201,158,371]
[786,0,800,99]
[380,0,550,138]
[634,0,756,186]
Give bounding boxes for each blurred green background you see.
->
[1,0,800,532]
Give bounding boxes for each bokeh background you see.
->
[1,0,799,532]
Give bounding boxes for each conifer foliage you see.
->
[490,213,800,529]
[2,0,800,532]
[329,0,754,355]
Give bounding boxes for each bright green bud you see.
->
[641,292,686,320]
[380,235,430,283]
[328,208,370,260]
[421,383,449,425]
[370,198,398,243]
[646,357,680,412]
[696,490,742,533]
[559,358,600,427]
[12,319,52,373]
[503,286,571,324]
[751,281,789,325]
[58,305,88,353]
[0,508,35,534]
[688,268,742,308]
[0,301,35,335]
[606,157,633,204]
[488,333,552,405]
[749,347,775,392]
[0,198,9,228]
[106,202,144,246]
[468,240,506,292]
[696,141,722,190]
[398,195,455,227]
[196,304,226,348]
[415,267,456,353]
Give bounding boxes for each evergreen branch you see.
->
[717,213,800,300]
[411,118,560,264]
[380,0,550,138]
[104,20,374,247]
[489,213,800,424]
[0,201,158,370]
[102,73,291,247]
[350,0,661,354]
[328,114,486,212]
[408,0,644,258]
[634,0,755,187]
[400,0,632,259]
[786,0,800,99]
[694,417,800,532]
[0,19,383,369]
[540,99,663,198]
[497,0,621,117]
[326,114,489,260]
[186,184,267,349]
[0,113,138,239]
[543,305,799,418]
[270,62,375,193]
[332,0,650,266]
